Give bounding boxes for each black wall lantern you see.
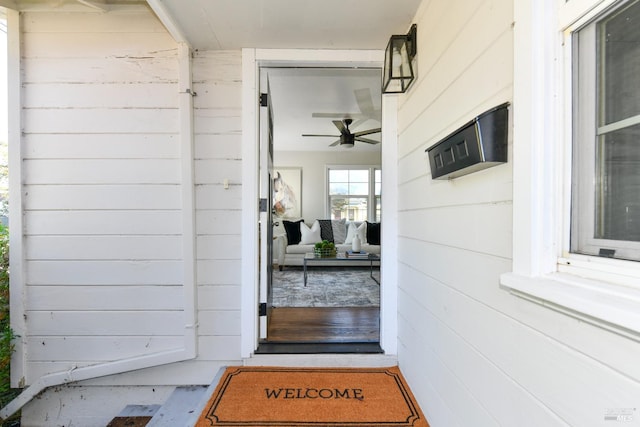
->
[382,24,417,94]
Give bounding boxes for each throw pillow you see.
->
[366,221,381,245]
[344,221,367,245]
[331,219,347,244]
[300,220,322,244]
[317,219,334,242]
[283,219,303,245]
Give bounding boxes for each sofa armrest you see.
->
[273,234,288,267]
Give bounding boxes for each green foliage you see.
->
[0,224,20,426]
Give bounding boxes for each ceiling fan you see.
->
[302,119,381,148]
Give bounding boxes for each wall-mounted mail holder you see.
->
[426,102,509,180]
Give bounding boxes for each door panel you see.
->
[258,70,274,339]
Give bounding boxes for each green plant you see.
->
[0,224,20,426]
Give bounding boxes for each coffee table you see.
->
[303,252,380,286]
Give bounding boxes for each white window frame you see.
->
[500,0,640,339]
[325,165,381,222]
[571,3,640,261]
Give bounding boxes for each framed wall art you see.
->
[273,167,302,218]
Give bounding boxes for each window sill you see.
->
[500,271,640,339]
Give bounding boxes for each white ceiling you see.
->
[145,0,421,152]
[149,0,422,51]
[266,68,382,152]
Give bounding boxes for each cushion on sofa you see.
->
[283,219,303,245]
[317,219,334,242]
[331,219,347,244]
[317,219,347,244]
[366,221,381,245]
[344,221,367,244]
[300,220,321,244]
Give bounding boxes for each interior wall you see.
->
[397,0,640,426]
[274,149,380,223]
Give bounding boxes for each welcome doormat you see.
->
[196,366,429,426]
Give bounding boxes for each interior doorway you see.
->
[240,48,399,359]
[257,66,383,352]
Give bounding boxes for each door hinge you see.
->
[259,198,268,212]
[259,303,267,316]
[260,93,268,107]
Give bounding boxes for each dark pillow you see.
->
[283,220,303,245]
[317,219,334,242]
[366,221,381,245]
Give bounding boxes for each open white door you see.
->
[258,69,274,339]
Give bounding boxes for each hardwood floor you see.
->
[267,306,379,343]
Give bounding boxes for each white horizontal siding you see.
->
[23,134,179,159]
[28,311,185,336]
[23,159,180,184]
[24,211,182,235]
[195,134,242,160]
[27,261,183,285]
[192,50,243,370]
[23,57,178,83]
[398,0,640,426]
[27,336,183,362]
[25,236,182,260]
[22,32,178,59]
[27,285,184,311]
[24,185,181,210]
[23,108,179,134]
[20,8,186,384]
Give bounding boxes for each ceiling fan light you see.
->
[382,24,417,94]
[340,132,355,148]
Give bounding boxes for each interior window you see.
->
[328,167,381,222]
[572,0,640,261]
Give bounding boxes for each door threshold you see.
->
[255,342,383,354]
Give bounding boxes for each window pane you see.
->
[329,183,347,195]
[596,125,640,242]
[330,169,348,182]
[330,197,368,221]
[349,183,368,195]
[330,197,348,220]
[600,0,640,125]
[349,170,369,182]
[346,198,368,221]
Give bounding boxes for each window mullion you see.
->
[597,113,640,135]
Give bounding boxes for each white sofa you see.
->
[273,219,381,270]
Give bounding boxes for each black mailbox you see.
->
[426,103,509,180]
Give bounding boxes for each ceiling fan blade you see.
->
[312,112,366,119]
[302,133,339,138]
[353,127,381,137]
[329,140,341,147]
[354,88,376,115]
[355,137,380,145]
[349,118,368,129]
[332,120,347,134]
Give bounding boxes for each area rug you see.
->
[195,366,429,427]
[272,267,379,307]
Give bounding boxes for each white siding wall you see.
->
[21,9,183,382]
[192,49,243,362]
[397,1,640,426]
[19,8,244,390]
